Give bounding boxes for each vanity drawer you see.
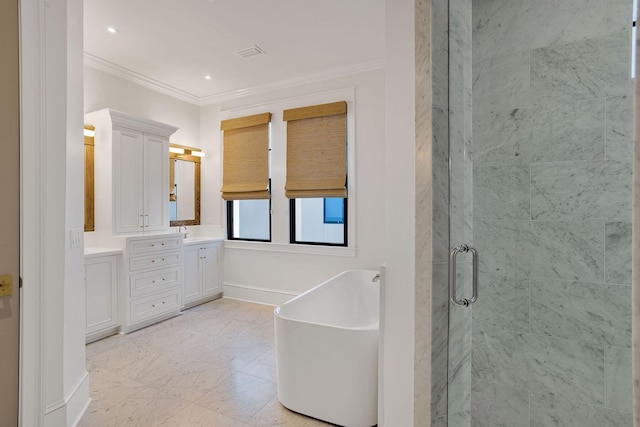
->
[130,289,181,324]
[128,235,183,254]
[130,267,182,297]
[129,250,182,272]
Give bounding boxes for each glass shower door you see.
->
[447,0,635,426]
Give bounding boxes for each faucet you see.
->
[179,225,188,239]
[372,273,380,283]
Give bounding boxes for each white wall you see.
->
[202,69,386,302]
[84,67,201,147]
[42,0,67,415]
[19,0,91,424]
[382,0,416,425]
[64,0,91,423]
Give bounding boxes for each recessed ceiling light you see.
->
[107,27,118,34]
[204,75,212,80]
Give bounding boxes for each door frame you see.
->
[19,0,48,424]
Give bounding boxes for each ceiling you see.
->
[84,0,386,105]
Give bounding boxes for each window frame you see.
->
[226,189,272,242]
[289,197,348,247]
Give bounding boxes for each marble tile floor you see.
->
[79,298,334,427]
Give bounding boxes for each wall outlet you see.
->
[70,228,82,248]
[0,274,12,297]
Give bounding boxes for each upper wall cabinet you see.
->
[85,109,178,235]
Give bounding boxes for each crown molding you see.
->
[84,53,202,105]
[84,52,385,107]
[198,58,385,105]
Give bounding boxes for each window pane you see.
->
[229,199,270,241]
[324,198,344,224]
[293,198,345,245]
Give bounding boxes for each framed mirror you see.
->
[169,144,202,226]
[84,125,95,232]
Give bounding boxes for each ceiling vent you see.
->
[235,45,266,58]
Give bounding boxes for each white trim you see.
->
[84,52,202,105]
[70,398,91,427]
[43,371,90,425]
[19,0,46,424]
[218,87,357,115]
[107,108,179,136]
[84,51,385,106]
[201,59,384,105]
[85,325,119,344]
[224,240,356,257]
[44,399,65,416]
[223,283,298,306]
[63,371,91,427]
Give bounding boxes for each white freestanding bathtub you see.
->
[274,270,379,427]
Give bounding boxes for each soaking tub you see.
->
[274,269,379,427]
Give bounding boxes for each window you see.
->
[290,197,347,246]
[227,198,271,242]
[284,101,348,246]
[220,113,272,241]
[324,197,344,224]
[220,91,355,252]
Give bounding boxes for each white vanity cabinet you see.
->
[85,108,178,235]
[113,129,168,234]
[121,234,184,333]
[84,250,121,343]
[182,239,223,309]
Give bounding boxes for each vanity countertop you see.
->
[183,236,225,245]
[84,247,123,258]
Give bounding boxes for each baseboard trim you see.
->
[66,371,90,427]
[223,282,298,306]
[44,371,90,426]
[85,325,120,344]
[182,292,223,310]
[71,398,92,427]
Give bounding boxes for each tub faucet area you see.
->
[372,273,380,282]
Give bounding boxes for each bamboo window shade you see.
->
[220,112,271,200]
[283,101,347,198]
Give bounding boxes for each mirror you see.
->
[169,145,201,226]
[84,125,95,232]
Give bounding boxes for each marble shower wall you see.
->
[469,0,634,425]
[447,0,474,425]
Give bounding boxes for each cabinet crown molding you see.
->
[103,108,178,137]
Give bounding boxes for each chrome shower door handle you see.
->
[449,244,478,307]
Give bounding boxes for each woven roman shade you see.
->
[283,101,347,198]
[220,112,271,200]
